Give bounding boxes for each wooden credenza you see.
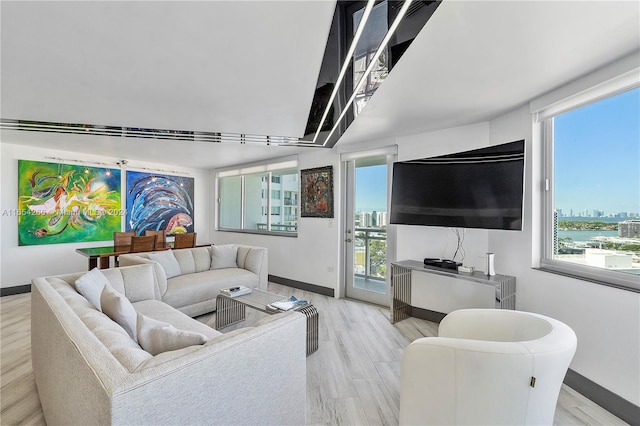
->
[390,260,516,323]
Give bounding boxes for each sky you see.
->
[554,86,639,216]
[355,87,639,217]
[356,164,387,212]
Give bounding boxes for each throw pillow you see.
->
[101,285,138,341]
[75,268,110,311]
[147,250,182,279]
[136,313,207,356]
[211,244,238,270]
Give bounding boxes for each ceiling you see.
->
[1,1,639,169]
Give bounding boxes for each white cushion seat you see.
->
[162,269,259,310]
[399,308,577,426]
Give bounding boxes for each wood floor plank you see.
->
[0,284,629,425]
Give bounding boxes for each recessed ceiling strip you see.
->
[311,0,376,145]
[321,0,414,147]
[0,118,302,146]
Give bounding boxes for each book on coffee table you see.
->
[220,286,252,297]
[266,296,308,312]
[267,300,298,311]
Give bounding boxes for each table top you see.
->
[218,289,309,313]
[76,242,210,258]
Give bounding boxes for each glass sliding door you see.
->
[344,155,393,306]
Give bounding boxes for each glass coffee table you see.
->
[215,289,319,356]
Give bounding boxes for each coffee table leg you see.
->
[215,295,246,330]
[298,304,319,355]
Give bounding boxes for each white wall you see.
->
[394,122,492,272]
[211,148,341,290]
[488,105,640,406]
[0,142,211,287]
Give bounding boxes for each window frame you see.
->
[216,159,298,237]
[537,76,640,293]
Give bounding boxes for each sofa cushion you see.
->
[75,268,109,310]
[191,247,213,272]
[136,313,208,356]
[101,285,138,341]
[133,299,222,340]
[147,251,181,279]
[211,244,238,269]
[173,249,196,275]
[100,264,161,302]
[162,269,259,310]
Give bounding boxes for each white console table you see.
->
[390,260,516,323]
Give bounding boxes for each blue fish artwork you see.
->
[126,171,194,235]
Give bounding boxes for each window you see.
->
[217,160,298,235]
[540,85,639,291]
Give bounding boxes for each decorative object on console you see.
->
[486,252,496,276]
[301,165,334,218]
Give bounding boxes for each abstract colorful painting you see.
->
[17,160,122,245]
[126,171,194,235]
[301,165,334,218]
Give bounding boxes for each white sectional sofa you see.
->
[31,263,306,425]
[119,244,267,316]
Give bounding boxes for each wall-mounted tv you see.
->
[390,140,525,231]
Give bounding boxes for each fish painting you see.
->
[126,172,194,236]
[17,160,121,245]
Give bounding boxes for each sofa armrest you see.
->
[119,254,168,296]
[113,311,306,425]
[241,246,268,290]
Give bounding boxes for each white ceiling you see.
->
[1,1,639,169]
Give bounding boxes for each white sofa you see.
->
[399,308,577,425]
[119,244,267,317]
[31,264,306,425]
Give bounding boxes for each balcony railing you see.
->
[354,227,387,282]
[257,223,298,232]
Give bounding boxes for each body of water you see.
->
[557,230,619,242]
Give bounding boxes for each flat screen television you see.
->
[390,140,525,231]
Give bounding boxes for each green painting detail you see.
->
[18,160,122,246]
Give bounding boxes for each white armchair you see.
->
[399,309,577,425]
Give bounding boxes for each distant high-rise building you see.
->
[553,210,559,255]
[359,212,373,227]
[376,211,387,228]
[619,220,640,238]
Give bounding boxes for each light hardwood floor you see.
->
[1,283,628,425]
